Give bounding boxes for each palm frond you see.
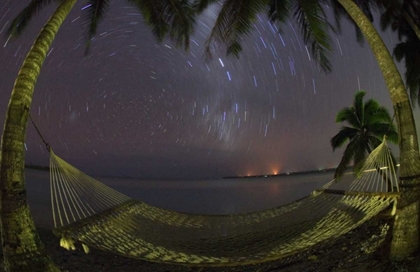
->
[293,0,333,72]
[386,130,399,144]
[267,0,292,28]
[128,0,168,42]
[84,0,110,54]
[329,0,345,34]
[164,0,196,49]
[7,0,57,37]
[128,0,195,50]
[354,24,365,44]
[379,2,398,31]
[367,105,393,124]
[368,123,398,143]
[363,99,380,120]
[404,1,420,27]
[353,90,366,125]
[393,41,406,62]
[335,108,360,128]
[204,0,266,59]
[192,0,219,13]
[331,126,358,151]
[393,37,420,107]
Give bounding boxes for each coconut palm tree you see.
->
[1,1,195,271]
[334,0,420,260]
[331,91,398,183]
[193,0,420,260]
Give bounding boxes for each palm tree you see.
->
[193,0,420,260]
[1,1,195,271]
[335,0,420,260]
[331,91,398,183]
[329,0,420,258]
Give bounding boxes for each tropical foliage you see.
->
[378,0,420,106]
[331,90,398,179]
[194,0,333,72]
[7,0,196,51]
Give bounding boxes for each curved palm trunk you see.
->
[0,0,77,271]
[337,0,420,261]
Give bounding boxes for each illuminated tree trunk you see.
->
[337,0,420,261]
[0,0,77,271]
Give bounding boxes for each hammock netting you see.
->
[49,139,399,266]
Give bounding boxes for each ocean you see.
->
[25,169,334,229]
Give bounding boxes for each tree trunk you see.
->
[0,0,77,271]
[337,0,420,260]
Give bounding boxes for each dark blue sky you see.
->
[1,1,418,179]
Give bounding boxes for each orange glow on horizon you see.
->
[242,166,281,177]
[271,165,281,175]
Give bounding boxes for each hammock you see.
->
[49,139,399,266]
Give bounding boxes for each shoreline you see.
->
[222,168,336,180]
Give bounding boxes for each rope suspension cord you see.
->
[29,112,75,227]
[28,112,50,152]
[28,112,67,228]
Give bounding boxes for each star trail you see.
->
[0,1,415,180]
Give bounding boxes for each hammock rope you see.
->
[28,113,51,151]
[47,138,400,266]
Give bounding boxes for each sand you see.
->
[34,213,418,272]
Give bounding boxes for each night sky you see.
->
[1,1,418,180]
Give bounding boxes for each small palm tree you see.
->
[331,90,398,180]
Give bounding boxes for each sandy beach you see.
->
[37,213,419,272]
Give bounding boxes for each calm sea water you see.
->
[25,169,334,228]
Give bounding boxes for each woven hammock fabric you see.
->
[49,139,399,266]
